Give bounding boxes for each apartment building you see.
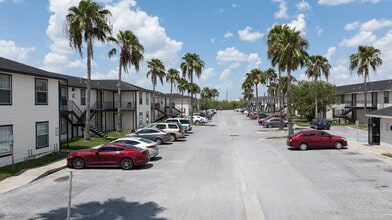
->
[0,57,67,167]
[328,79,392,146]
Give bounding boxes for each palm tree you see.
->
[181,53,204,117]
[147,58,166,121]
[349,46,382,116]
[265,68,277,113]
[210,88,219,100]
[65,0,112,141]
[267,24,309,135]
[201,87,212,100]
[166,68,181,115]
[305,55,330,118]
[177,78,189,115]
[244,68,265,114]
[108,30,144,133]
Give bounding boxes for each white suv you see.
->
[165,118,192,133]
[146,122,184,141]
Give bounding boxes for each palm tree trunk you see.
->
[117,67,122,133]
[278,69,283,130]
[364,77,368,115]
[287,68,293,136]
[84,37,92,141]
[314,78,318,118]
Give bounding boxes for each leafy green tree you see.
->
[349,46,382,114]
[65,0,112,141]
[108,30,144,132]
[267,24,309,135]
[292,80,337,121]
[305,55,330,118]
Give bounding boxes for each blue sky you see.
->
[1,0,391,100]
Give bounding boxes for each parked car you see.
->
[262,117,288,128]
[166,118,192,133]
[192,115,208,124]
[127,128,171,144]
[310,118,331,130]
[287,129,348,151]
[145,122,184,141]
[67,143,150,170]
[194,112,212,120]
[249,112,268,120]
[258,114,285,125]
[111,137,159,158]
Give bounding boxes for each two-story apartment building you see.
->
[328,79,392,146]
[0,57,67,167]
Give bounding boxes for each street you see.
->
[1,110,392,220]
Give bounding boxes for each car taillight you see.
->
[147,145,155,148]
[163,133,169,136]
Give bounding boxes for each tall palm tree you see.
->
[267,24,309,135]
[181,53,204,117]
[177,78,189,116]
[65,0,112,141]
[242,78,254,110]
[349,46,382,115]
[268,24,287,129]
[166,68,181,115]
[147,58,166,121]
[244,68,265,114]
[108,30,144,133]
[201,87,212,100]
[265,68,277,113]
[210,88,219,100]
[305,55,330,118]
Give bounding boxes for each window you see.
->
[35,78,48,105]
[146,93,149,104]
[0,125,12,156]
[340,95,344,104]
[80,89,86,105]
[384,91,389,104]
[36,121,49,149]
[146,111,149,124]
[60,117,67,135]
[139,92,143,105]
[139,112,143,127]
[0,74,12,105]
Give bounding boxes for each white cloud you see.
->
[220,69,230,80]
[339,31,377,47]
[318,0,355,6]
[224,31,233,38]
[238,26,263,42]
[325,47,336,61]
[316,26,323,36]
[296,0,311,11]
[273,0,289,19]
[360,18,392,32]
[210,38,216,43]
[345,21,360,31]
[200,67,216,82]
[0,40,35,62]
[288,13,306,35]
[247,53,261,71]
[216,47,247,66]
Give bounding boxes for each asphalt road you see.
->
[1,110,392,220]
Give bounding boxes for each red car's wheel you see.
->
[299,143,308,151]
[334,142,343,149]
[120,158,134,170]
[72,157,85,169]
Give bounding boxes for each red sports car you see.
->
[67,143,150,170]
[287,129,347,151]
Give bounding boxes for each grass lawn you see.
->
[0,130,129,182]
[383,153,392,158]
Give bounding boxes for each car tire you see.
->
[72,157,85,169]
[155,138,163,145]
[120,158,134,170]
[334,142,343,150]
[169,134,176,142]
[195,120,200,124]
[299,143,308,151]
[268,124,272,128]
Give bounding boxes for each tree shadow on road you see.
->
[31,197,166,220]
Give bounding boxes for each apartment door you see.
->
[368,117,380,145]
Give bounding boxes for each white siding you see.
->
[381,118,392,148]
[0,73,60,167]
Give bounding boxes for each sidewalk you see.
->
[0,141,391,195]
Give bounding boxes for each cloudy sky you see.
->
[0,0,391,100]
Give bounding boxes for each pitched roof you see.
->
[0,56,67,81]
[336,79,392,94]
[366,106,392,118]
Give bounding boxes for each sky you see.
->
[0,0,392,101]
